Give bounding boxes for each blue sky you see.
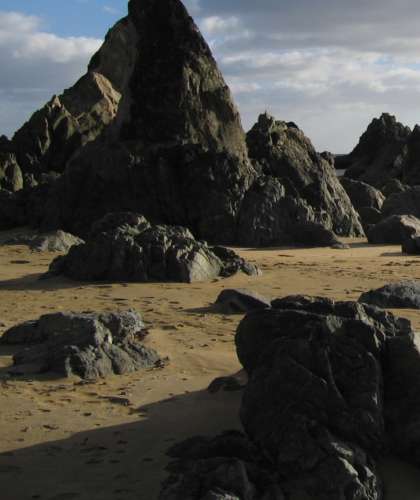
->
[0,0,127,37]
[1,0,420,152]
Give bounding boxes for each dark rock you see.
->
[244,113,364,240]
[358,206,383,228]
[381,178,408,198]
[46,212,260,283]
[5,230,84,252]
[381,186,420,220]
[340,177,385,211]
[207,377,244,393]
[162,294,420,499]
[214,289,271,314]
[359,281,420,309]
[402,233,420,254]
[367,214,420,244]
[344,113,410,188]
[0,310,160,379]
[0,189,25,229]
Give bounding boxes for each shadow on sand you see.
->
[0,386,243,500]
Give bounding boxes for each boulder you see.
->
[402,233,420,254]
[0,310,161,378]
[46,212,260,283]
[339,177,385,211]
[344,113,410,188]
[367,214,420,244]
[381,178,408,197]
[5,230,84,252]
[381,186,420,220]
[164,295,420,499]
[214,289,271,314]
[359,281,420,309]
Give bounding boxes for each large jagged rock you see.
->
[344,113,411,188]
[241,113,364,244]
[46,212,260,283]
[367,214,420,244]
[7,17,134,182]
[34,0,254,242]
[340,177,385,211]
[163,296,420,499]
[0,310,161,378]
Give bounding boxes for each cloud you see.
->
[0,11,101,138]
[194,0,420,152]
[103,6,120,15]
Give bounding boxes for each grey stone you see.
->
[5,230,84,252]
[359,281,420,309]
[0,310,160,379]
[215,289,271,314]
[367,214,420,244]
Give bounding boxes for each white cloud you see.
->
[103,6,120,15]
[0,11,101,137]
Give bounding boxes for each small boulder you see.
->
[359,281,420,309]
[46,212,260,283]
[5,230,84,252]
[367,214,420,244]
[214,289,271,314]
[1,310,161,379]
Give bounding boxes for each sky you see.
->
[1,1,420,153]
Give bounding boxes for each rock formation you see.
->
[0,0,365,249]
[360,281,420,309]
[238,113,364,245]
[162,295,420,500]
[0,310,161,378]
[344,113,410,188]
[381,186,420,220]
[45,212,260,283]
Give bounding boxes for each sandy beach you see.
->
[1,232,420,499]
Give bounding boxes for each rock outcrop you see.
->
[381,186,420,220]
[239,113,364,245]
[367,214,420,244]
[0,152,23,192]
[162,295,420,500]
[0,310,161,378]
[360,281,420,309]
[46,212,260,283]
[344,113,410,188]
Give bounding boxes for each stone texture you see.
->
[367,214,420,244]
[359,281,420,309]
[0,310,161,379]
[164,296,420,499]
[46,212,260,283]
[340,177,385,211]
[0,153,23,192]
[381,186,420,220]
[241,113,364,244]
[214,289,271,314]
[5,230,84,252]
[344,113,411,188]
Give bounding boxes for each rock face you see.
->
[360,281,420,309]
[238,113,364,245]
[344,113,411,188]
[46,212,260,283]
[0,310,161,378]
[214,289,271,314]
[367,214,420,244]
[163,295,420,499]
[0,152,23,192]
[5,230,84,252]
[340,177,385,211]
[6,18,133,183]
